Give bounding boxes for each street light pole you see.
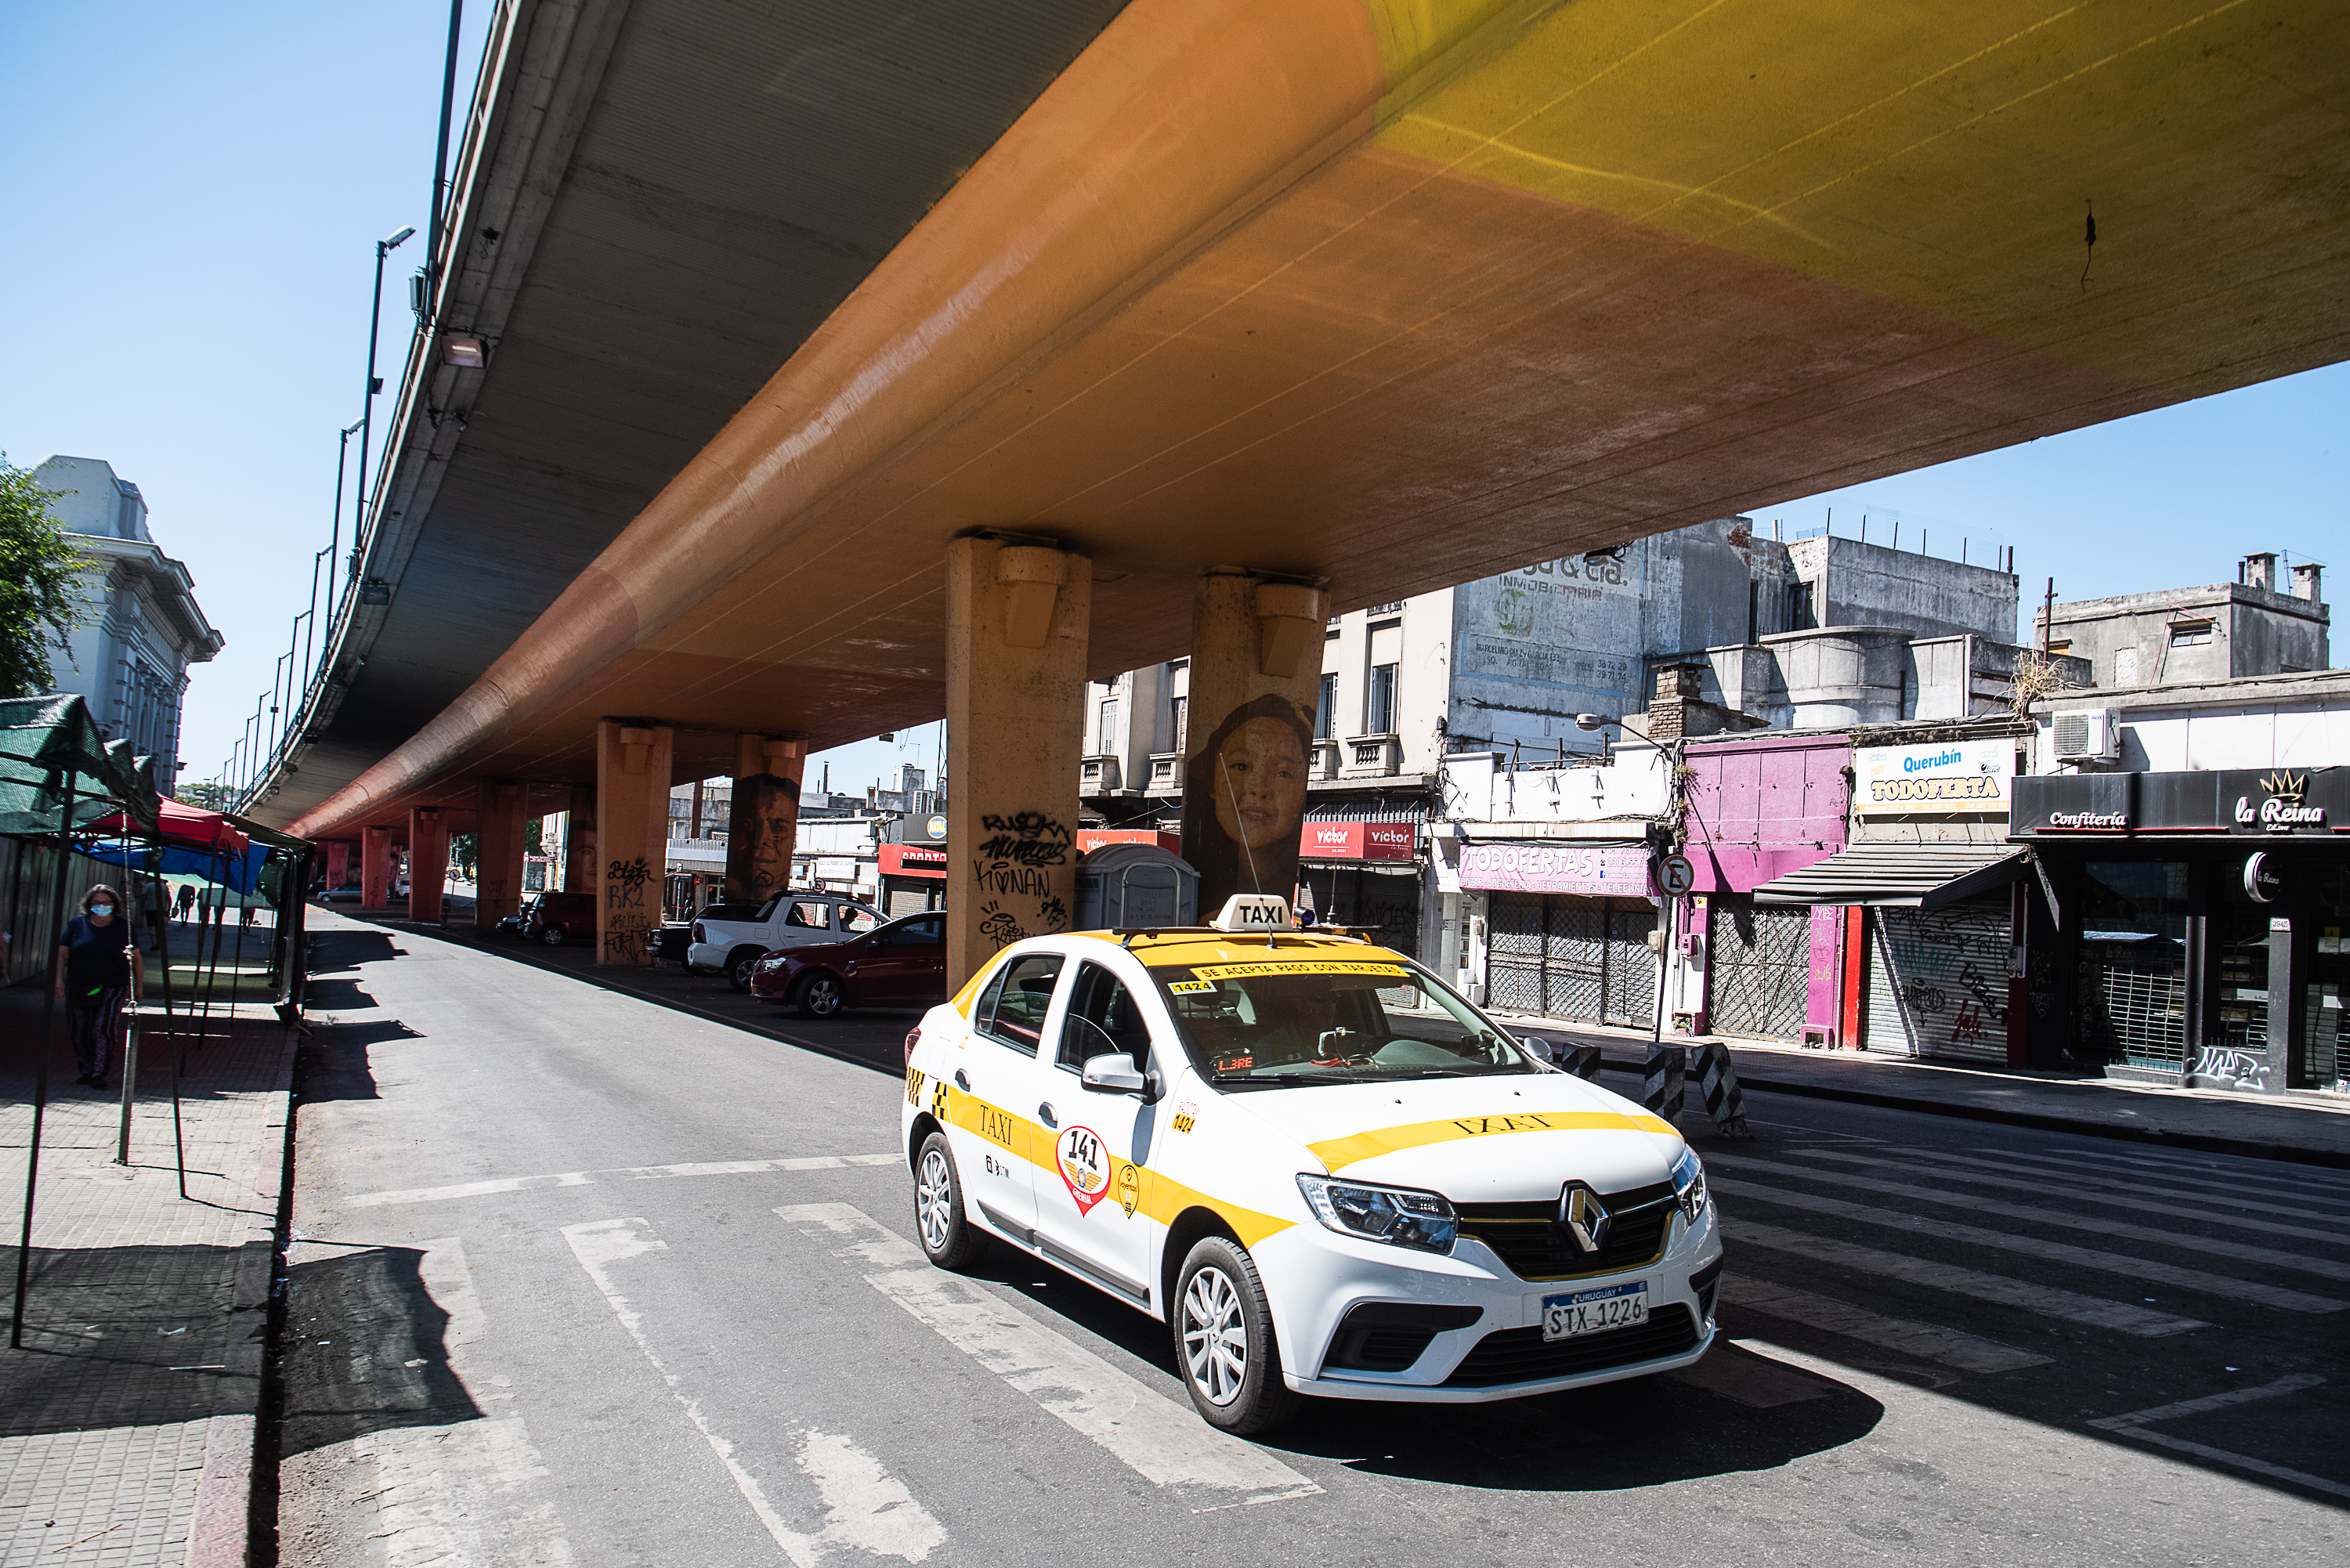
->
[352,227,415,581]
[327,415,362,605]
[1577,712,1676,1053]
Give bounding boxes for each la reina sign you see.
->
[1854,738,2013,816]
[2234,771,2329,833]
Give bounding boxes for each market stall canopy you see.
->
[0,694,160,835]
[89,797,252,859]
[1751,842,2026,909]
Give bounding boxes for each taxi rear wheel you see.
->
[913,1132,989,1270]
[1173,1237,1300,1436]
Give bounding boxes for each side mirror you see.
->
[1080,1053,1148,1096]
[1513,1032,1564,1068]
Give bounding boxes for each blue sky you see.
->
[4,5,2341,799]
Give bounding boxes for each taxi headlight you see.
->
[1672,1147,1708,1224]
[1295,1174,1458,1254]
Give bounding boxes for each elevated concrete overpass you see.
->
[257,0,2350,980]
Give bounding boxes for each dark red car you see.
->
[749,912,945,1017]
[522,890,598,946]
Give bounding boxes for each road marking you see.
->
[357,1418,580,1568]
[1988,1147,2350,1205]
[418,1236,486,1348]
[345,1235,580,1568]
[1726,1272,2052,1373]
[778,1202,1320,1503]
[564,1217,945,1565]
[1788,1149,2350,1245]
[2088,1373,2350,1501]
[1714,1153,2350,1284]
[1716,1176,2345,1313]
[1730,1219,2208,1335]
[349,1152,899,1208]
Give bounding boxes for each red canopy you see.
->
[88,798,251,858]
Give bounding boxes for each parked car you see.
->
[644,919,695,965]
[522,890,598,946]
[689,891,881,991]
[750,912,945,1017]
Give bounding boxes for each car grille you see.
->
[1452,1180,1676,1281]
[1441,1305,1700,1388]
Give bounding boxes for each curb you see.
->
[1584,1052,2350,1171]
[183,1024,300,1568]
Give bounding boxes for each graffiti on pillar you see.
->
[1181,695,1311,913]
[603,854,654,963]
[969,815,1073,950]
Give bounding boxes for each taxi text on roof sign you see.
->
[1210,894,1291,931]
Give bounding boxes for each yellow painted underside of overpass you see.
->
[288,0,2348,837]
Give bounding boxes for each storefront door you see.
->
[1861,897,2013,1062]
[1708,895,1811,1042]
[1485,893,1654,1028]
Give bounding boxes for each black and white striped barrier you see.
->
[1642,1044,1686,1126]
[1564,1042,1603,1081]
[1695,1041,1752,1138]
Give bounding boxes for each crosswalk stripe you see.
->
[1994,1147,2350,1204]
[777,1202,1319,1502]
[350,1153,902,1209]
[564,1217,947,1566]
[1790,1149,2350,1245]
[1729,1219,2207,1335]
[1715,1154,2350,1283]
[1725,1273,2052,1373]
[1716,1177,2346,1313]
[2087,1373,2350,1502]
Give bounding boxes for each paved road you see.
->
[275,912,2350,1566]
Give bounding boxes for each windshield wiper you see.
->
[1211,1069,1422,1086]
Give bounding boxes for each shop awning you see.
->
[89,797,251,858]
[1751,841,2026,909]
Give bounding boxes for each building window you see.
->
[1315,674,1336,739]
[1097,698,1119,750]
[1368,663,1398,735]
[2168,620,2213,647]
[1787,581,1817,631]
[1169,695,1186,750]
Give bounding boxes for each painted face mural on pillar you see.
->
[1188,694,1312,905]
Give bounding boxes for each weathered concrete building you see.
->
[2037,552,2329,688]
[34,455,223,789]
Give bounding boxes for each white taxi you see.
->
[899,897,1719,1434]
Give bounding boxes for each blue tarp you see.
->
[74,838,271,894]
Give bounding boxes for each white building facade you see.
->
[35,456,222,790]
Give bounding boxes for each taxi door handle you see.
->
[954,1069,971,1091]
[1037,1103,1058,1129]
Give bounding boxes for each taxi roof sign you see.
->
[1209,894,1291,932]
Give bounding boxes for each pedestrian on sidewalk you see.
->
[54,883,140,1092]
[175,881,195,921]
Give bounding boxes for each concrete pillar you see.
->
[407,807,449,923]
[475,779,529,933]
[360,825,393,911]
[564,785,597,894]
[945,537,1090,989]
[725,733,805,903]
[594,719,673,966]
[1178,571,1327,916]
[325,840,351,891]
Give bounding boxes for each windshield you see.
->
[1147,955,1539,1089]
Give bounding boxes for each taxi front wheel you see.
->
[913,1131,989,1270]
[1173,1237,1300,1436]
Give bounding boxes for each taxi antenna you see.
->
[1218,753,1278,947]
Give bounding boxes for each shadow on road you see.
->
[278,1245,483,1458]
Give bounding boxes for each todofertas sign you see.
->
[1854,738,2014,815]
[1460,843,1650,897]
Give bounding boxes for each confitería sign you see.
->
[1854,739,2015,816]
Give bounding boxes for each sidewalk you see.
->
[1,977,295,1568]
[1491,1010,2350,1166]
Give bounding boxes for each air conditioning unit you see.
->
[2052,707,2120,762]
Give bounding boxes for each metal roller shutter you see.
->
[1869,898,2012,1063]
[1707,896,1811,1042]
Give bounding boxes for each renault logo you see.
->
[1560,1184,1612,1252]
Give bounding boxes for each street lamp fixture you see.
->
[442,333,485,367]
[353,226,418,583]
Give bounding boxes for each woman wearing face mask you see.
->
[54,883,140,1092]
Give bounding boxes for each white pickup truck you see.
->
[687,891,882,991]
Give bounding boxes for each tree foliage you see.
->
[0,455,89,700]
[175,781,233,811]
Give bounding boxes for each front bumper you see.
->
[685,941,736,971]
[1263,1203,1722,1403]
